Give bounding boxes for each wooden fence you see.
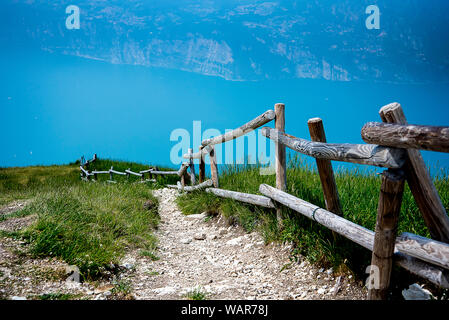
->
[79,153,184,184]
[80,102,449,300]
[181,102,449,300]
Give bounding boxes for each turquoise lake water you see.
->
[1,47,448,174]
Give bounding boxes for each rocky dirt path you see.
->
[0,189,367,300]
[120,188,366,300]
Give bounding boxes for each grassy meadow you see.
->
[0,159,178,279]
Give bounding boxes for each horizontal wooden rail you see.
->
[259,183,375,249]
[201,109,275,147]
[361,122,449,153]
[183,151,202,160]
[259,183,449,269]
[395,233,449,270]
[139,168,154,174]
[183,109,276,160]
[109,169,127,175]
[394,252,449,289]
[151,170,179,175]
[259,184,449,286]
[178,179,213,192]
[183,145,214,159]
[206,187,276,209]
[261,127,405,168]
[125,169,143,177]
[91,170,110,174]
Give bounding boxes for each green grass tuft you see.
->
[140,250,160,261]
[184,287,208,300]
[35,292,79,300]
[111,279,133,298]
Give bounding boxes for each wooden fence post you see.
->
[379,103,449,243]
[199,146,205,184]
[275,103,286,227]
[209,146,219,188]
[181,172,186,188]
[188,148,196,185]
[109,166,114,182]
[368,169,405,300]
[308,118,342,215]
[153,167,157,182]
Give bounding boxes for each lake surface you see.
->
[1,47,448,174]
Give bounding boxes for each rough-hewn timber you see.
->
[201,109,275,147]
[125,169,143,177]
[180,179,214,192]
[206,187,276,208]
[209,146,219,188]
[368,169,405,300]
[261,127,405,168]
[361,122,449,153]
[151,170,179,175]
[109,169,127,176]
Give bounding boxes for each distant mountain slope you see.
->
[1,0,448,83]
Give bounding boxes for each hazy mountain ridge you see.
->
[2,0,449,83]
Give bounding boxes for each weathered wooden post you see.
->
[181,172,186,188]
[209,146,219,188]
[188,148,196,185]
[368,169,405,300]
[308,117,342,240]
[379,103,449,243]
[178,163,189,188]
[308,118,342,215]
[126,168,130,181]
[109,166,114,182]
[275,103,286,227]
[199,146,205,184]
[153,167,157,183]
